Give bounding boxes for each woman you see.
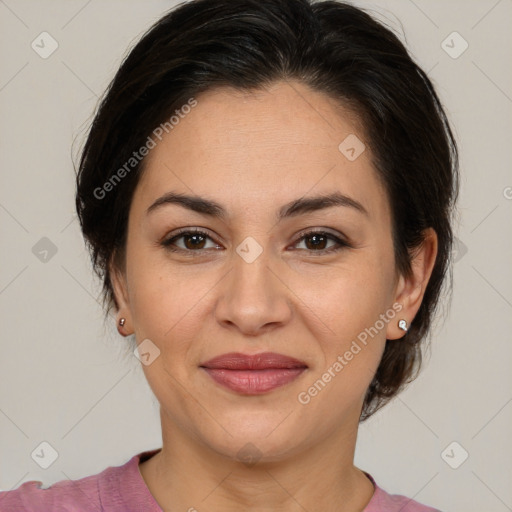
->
[0,0,458,510]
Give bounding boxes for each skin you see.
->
[110,80,438,512]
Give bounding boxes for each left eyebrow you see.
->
[278,192,369,219]
[146,191,369,220]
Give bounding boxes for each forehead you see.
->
[134,80,389,224]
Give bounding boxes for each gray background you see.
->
[1,1,511,510]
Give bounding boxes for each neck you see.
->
[139,410,375,512]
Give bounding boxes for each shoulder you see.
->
[0,473,101,512]
[0,449,160,512]
[364,473,442,512]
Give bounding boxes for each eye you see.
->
[161,228,350,255]
[161,228,221,253]
[291,230,350,254]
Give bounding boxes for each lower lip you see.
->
[201,368,306,394]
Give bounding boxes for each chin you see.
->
[192,410,310,465]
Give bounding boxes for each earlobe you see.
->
[109,256,133,336]
[387,228,438,340]
[117,316,129,337]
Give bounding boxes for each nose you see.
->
[214,241,293,337]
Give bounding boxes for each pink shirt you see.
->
[0,449,441,511]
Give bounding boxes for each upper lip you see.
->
[200,352,308,370]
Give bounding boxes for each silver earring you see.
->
[398,319,408,332]
[119,318,126,327]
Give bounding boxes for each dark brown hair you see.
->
[75,0,459,420]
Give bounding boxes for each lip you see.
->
[200,352,308,395]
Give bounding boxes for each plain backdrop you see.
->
[1,1,511,511]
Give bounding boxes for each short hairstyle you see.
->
[75,0,459,421]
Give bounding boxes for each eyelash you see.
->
[161,228,351,256]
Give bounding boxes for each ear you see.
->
[386,228,438,340]
[109,253,133,335]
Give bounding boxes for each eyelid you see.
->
[289,228,351,253]
[161,227,220,250]
[161,226,351,255]
[293,226,347,243]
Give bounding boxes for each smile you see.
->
[200,352,308,395]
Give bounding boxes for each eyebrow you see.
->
[146,191,369,220]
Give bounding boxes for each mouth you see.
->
[199,352,308,395]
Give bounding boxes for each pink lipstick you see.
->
[200,352,307,395]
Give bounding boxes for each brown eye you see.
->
[161,228,349,256]
[162,229,220,253]
[304,233,329,250]
[181,233,207,250]
[293,231,350,254]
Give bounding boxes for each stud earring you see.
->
[398,319,408,332]
[119,318,126,327]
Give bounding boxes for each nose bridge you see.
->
[215,234,292,333]
[231,235,277,303]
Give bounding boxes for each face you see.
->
[112,80,428,462]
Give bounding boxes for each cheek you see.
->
[129,265,210,340]
[298,270,390,411]
[297,254,393,376]
[129,266,209,397]
[299,254,392,326]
